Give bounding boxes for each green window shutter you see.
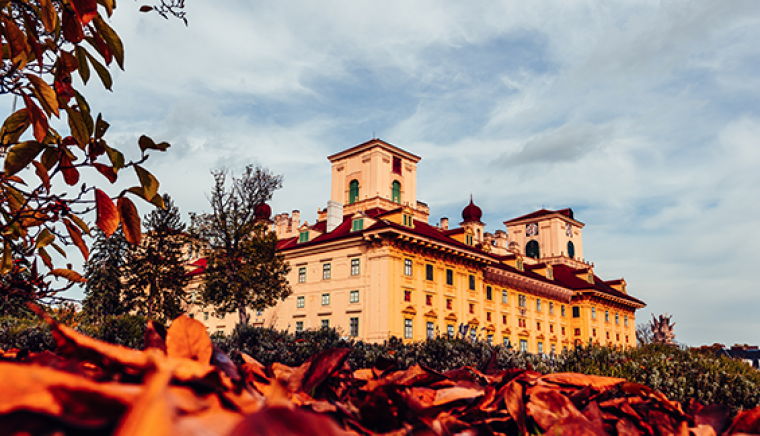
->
[349,180,359,204]
[392,181,401,204]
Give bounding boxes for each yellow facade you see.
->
[188,139,645,353]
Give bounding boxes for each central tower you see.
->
[327,139,429,222]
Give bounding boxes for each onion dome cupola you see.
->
[254,202,272,222]
[461,195,483,223]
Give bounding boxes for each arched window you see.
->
[526,240,540,259]
[392,181,401,204]
[567,241,575,259]
[349,180,359,204]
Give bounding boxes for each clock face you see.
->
[526,223,538,237]
[565,223,573,237]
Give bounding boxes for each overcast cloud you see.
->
[14,0,760,346]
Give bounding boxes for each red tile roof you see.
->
[503,208,582,225]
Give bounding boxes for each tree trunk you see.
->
[237,299,248,326]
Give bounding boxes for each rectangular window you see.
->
[561,305,566,317]
[486,286,492,300]
[551,344,556,355]
[296,296,305,308]
[502,315,507,324]
[575,328,581,336]
[298,267,306,283]
[469,303,474,314]
[350,317,359,337]
[426,295,432,306]
[487,334,493,345]
[427,322,435,339]
[404,290,411,302]
[426,264,434,281]
[470,329,477,342]
[518,295,526,308]
[469,275,475,290]
[352,218,363,232]
[538,342,544,355]
[615,313,619,324]
[486,312,491,322]
[350,290,359,303]
[321,319,329,329]
[392,156,402,175]
[447,325,454,338]
[561,326,566,335]
[351,258,360,276]
[624,315,628,327]
[296,321,303,333]
[299,231,309,243]
[549,302,554,315]
[404,319,413,339]
[502,290,508,304]
[256,309,263,316]
[321,293,330,306]
[323,263,331,280]
[549,324,554,333]
[606,331,610,340]
[605,310,610,322]
[593,328,597,337]
[537,322,541,330]
[572,306,580,318]
[591,307,596,319]
[446,299,452,310]
[536,299,542,312]
[203,312,209,321]
[504,337,510,346]
[404,259,413,276]
[446,269,453,285]
[520,339,528,352]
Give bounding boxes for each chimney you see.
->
[440,217,449,231]
[291,210,300,231]
[494,230,507,249]
[326,200,343,233]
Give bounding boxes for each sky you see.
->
[13,1,760,346]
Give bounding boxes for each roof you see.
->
[185,257,207,277]
[327,139,421,163]
[551,264,645,306]
[503,208,584,226]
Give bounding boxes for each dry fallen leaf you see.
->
[166,314,213,364]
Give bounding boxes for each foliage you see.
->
[122,194,189,321]
[78,314,151,349]
[3,313,760,435]
[0,0,173,307]
[191,165,290,325]
[82,226,130,321]
[0,315,55,352]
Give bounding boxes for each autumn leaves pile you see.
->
[0,309,759,435]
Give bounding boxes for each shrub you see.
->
[0,316,55,352]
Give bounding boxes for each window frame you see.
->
[296,321,304,333]
[321,293,330,306]
[426,322,435,339]
[323,263,331,280]
[404,319,413,339]
[469,274,475,290]
[349,180,359,204]
[350,290,359,303]
[350,317,359,337]
[404,259,413,276]
[425,264,434,281]
[502,290,508,304]
[446,269,453,286]
[298,267,306,283]
[350,258,360,276]
[392,180,401,203]
[296,296,305,308]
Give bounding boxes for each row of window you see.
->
[298,258,361,283]
[348,179,402,205]
[589,307,628,325]
[295,317,360,337]
[296,290,361,309]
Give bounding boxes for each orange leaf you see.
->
[50,268,86,283]
[39,0,57,32]
[117,196,141,245]
[166,315,213,364]
[95,188,119,237]
[64,217,89,259]
[540,373,626,390]
[503,379,526,435]
[22,94,48,143]
[32,160,51,192]
[26,74,59,118]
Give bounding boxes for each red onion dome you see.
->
[462,196,482,222]
[254,202,272,220]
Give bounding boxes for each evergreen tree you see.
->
[82,227,130,321]
[191,166,291,325]
[124,194,189,321]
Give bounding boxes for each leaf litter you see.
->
[0,307,758,435]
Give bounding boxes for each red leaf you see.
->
[302,348,351,394]
[139,5,154,12]
[70,0,98,25]
[503,379,526,435]
[228,406,349,436]
[62,8,85,44]
[93,163,117,183]
[94,188,119,237]
[64,218,89,259]
[117,196,141,245]
[726,406,760,434]
[59,152,80,186]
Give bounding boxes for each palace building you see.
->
[186,139,645,353]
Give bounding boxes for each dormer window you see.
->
[402,214,413,227]
[588,272,594,283]
[352,218,364,232]
[516,258,524,271]
[392,156,402,175]
[465,234,473,245]
[298,230,309,243]
[547,268,553,280]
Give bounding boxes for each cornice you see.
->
[484,267,575,303]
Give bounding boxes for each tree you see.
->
[0,0,178,306]
[123,194,189,321]
[82,226,130,321]
[191,165,291,325]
